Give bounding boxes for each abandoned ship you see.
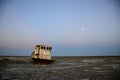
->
[31,44,54,64]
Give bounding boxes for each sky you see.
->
[0,0,120,56]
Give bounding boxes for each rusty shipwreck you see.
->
[31,44,54,64]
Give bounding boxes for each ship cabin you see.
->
[31,45,52,60]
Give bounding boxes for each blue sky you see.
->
[0,0,120,56]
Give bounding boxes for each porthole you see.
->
[41,46,43,49]
[44,47,45,49]
[50,47,52,50]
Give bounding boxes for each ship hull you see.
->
[31,58,54,64]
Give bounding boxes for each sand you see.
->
[0,56,120,80]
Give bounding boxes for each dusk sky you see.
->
[0,0,120,56]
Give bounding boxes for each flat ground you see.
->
[0,56,120,80]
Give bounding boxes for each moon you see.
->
[81,27,85,31]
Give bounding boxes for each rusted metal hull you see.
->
[31,58,54,64]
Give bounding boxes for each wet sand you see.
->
[0,56,120,80]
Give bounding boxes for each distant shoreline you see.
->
[0,55,120,58]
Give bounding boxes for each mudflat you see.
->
[0,56,120,80]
